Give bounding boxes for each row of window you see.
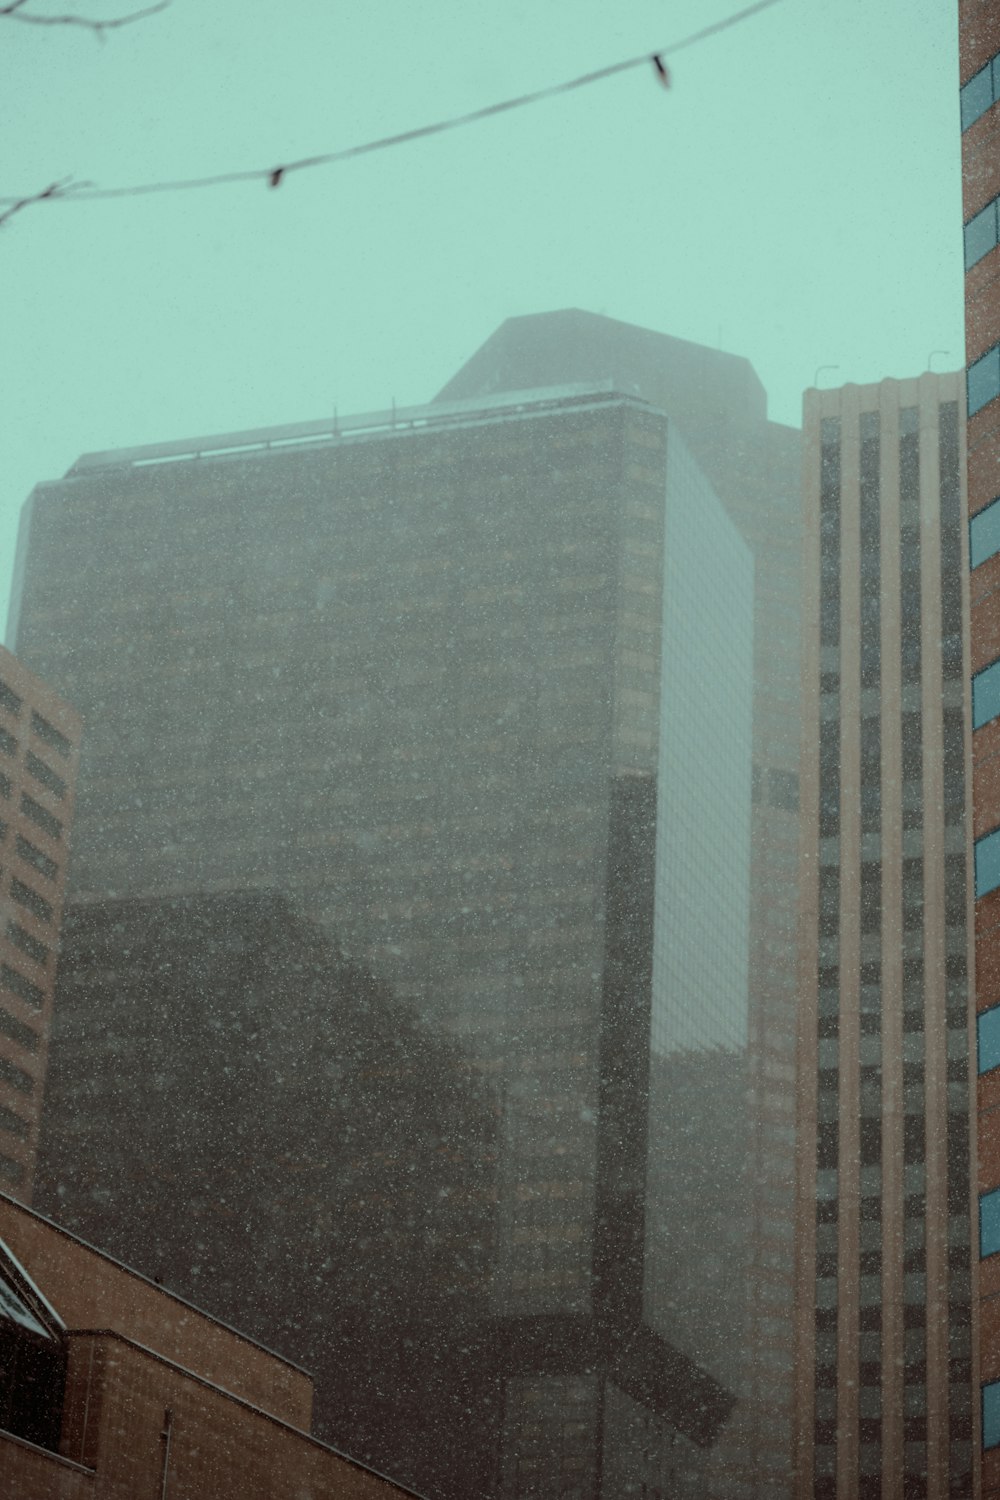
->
[962,51,1000,132]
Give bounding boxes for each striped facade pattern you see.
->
[794,376,976,1500]
[0,646,80,1200]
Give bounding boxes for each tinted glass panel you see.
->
[985,1381,1000,1449]
[979,1007,1000,1074]
[969,346,1000,417]
[971,498,1000,569]
[962,62,995,130]
[982,1188,1000,1257]
[976,828,1000,898]
[966,200,999,270]
[974,660,1000,729]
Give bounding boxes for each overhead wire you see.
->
[0,0,786,211]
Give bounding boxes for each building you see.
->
[0,1189,422,1499]
[0,647,80,1202]
[438,310,804,1496]
[12,316,798,1497]
[794,374,975,1499]
[35,889,502,1498]
[960,7,1000,1496]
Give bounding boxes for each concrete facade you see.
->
[794,375,975,1500]
[0,647,80,1200]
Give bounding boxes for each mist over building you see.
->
[12,312,802,1498]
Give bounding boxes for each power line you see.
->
[0,0,786,209]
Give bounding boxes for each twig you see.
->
[0,178,82,228]
[0,0,169,36]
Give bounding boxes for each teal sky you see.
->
[1,0,963,633]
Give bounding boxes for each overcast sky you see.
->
[1,0,963,634]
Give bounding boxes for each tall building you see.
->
[794,374,975,1500]
[36,890,503,1497]
[12,315,799,1497]
[0,646,80,1202]
[960,7,1000,1496]
[438,309,804,1496]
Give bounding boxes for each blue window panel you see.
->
[976,828,1000,898]
[969,345,1000,418]
[962,59,996,131]
[971,497,1000,569]
[986,1382,1000,1450]
[979,1007,1000,1074]
[982,1188,1000,1257]
[966,199,1000,271]
[975,660,1000,729]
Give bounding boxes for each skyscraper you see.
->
[960,7,1000,1492]
[14,317,798,1497]
[0,646,80,1202]
[794,374,974,1500]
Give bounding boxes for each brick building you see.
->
[12,315,800,1496]
[0,1190,420,1499]
[0,647,80,1201]
[960,6,1000,1498]
[794,374,975,1498]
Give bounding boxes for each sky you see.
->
[1,0,964,635]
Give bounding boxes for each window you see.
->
[20,794,62,841]
[30,711,72,760]
[15,836,57,884]
[971,498,1000,569]
[0,1008,39,1054]
[10,878,52,926]
[966,197,1000,270]
[8,923,49,968]
[975,660,1000,729]
[0,963,44,1010]
[984,1381,1000,1449]
[976,828,1000,898]
[24,751,66,801]
[0,1056,32,1096]
[962,54,1000,131]
[0,1102,29,1140]
[968,344,1000,418]
[981,1188,1000,1258]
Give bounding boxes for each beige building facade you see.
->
[0,646,80,1200]
[794,374,976,1500]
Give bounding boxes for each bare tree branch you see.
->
[0,178,82,228]
[0,0,169,35]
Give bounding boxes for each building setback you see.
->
[960,5,1000,1496]
[0,647,80,1201]
[794,375,975,1500]
[12,316,797,1498]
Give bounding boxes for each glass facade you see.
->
[970,496,1000,569]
